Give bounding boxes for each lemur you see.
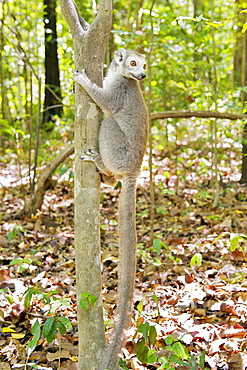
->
[73,48,148,370]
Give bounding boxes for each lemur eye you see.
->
[143,64,146,70]
[130,61,136,66]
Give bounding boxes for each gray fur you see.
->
[74,48,148,370]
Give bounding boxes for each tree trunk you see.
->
[0,0,12,127]
[233,4,247,183]
[43,0,63,125]
[59,1,112,369]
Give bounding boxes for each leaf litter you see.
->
[1,156,247,369]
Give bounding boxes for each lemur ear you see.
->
[115,48,126,62]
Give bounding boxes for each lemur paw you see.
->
[73,69,86,75]
[84,149,99,157]
[79,154,93,162]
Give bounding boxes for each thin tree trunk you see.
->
[59,1,112,369]
[43,0,63,125]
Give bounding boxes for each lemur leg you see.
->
[80,149,111,175]
[80,150,117,186]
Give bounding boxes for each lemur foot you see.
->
[73,68,86,75]
[79,149,100,162]
[79,154,93,162]
[73,69,87,84]
[84,149,99,157]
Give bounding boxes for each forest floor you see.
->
[1,151,247,370]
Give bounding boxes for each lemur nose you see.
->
[138,73,146,80]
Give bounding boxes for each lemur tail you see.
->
[102,174,137,370]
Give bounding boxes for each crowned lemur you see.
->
[73,48,148,370]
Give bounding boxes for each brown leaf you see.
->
[220,302,238,316]
[46,349,70,361]
[0,363,11,370]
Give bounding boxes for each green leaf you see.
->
[153,239,162,255]
[137,299,143,313]
[7,231,17,242]
[147,349,157,363]
[190,253,202,267]
[161,189,176,195]
[27,319,41,357]
[172,342,189,360]
[57,321,66,335]
[149,325,157,346]
[165,336,173,345]
[24,287,37,309]
[58,316,72,330]
[9,258,22,266]
[170,355,189,366]
[138,322,149,340]
[118,357,129,370]
[189,354,197,370]
[136,338,149,364]
[230,234,239,252]
[87,293,97,305]
[59,165,69,176]
[80,298,89,311]
[199,351,206,368]
[43,317,57,343]
[80,293,97,311]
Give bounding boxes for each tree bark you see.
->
[43,0,63,125]
[59,0,112,369]
[20,143,74,217]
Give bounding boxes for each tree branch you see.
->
[20,143,74,217]
[151,110,247,121]
[59,0,89,39]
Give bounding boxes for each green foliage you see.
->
[7,225,26,242]
[10,257,37,273]
[21,287,73,362]
[157,337,206,370]
[27,319,40,357]
[80,292,97,311]
[134,318,206,369]
[190,253,203,268]
[136,320,157,364]
[212,232,247,253]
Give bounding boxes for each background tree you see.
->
[233,3,247,183]
[43,0,63,126]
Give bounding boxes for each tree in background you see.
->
[43,0,63,126]
[234,4,247,183]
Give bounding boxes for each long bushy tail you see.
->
[102,175,137,370]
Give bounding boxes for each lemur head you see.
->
[114,48,146,81]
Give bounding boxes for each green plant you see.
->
[7,225,26,242]
[212,232,247,253]
[80,292,97,311]
[154,238,183,264]
[10,257,37,273]
[157,336,206,370]
[135,320,157,365]
[18,287,73,369]
[24,287,72,339]
[190,252,203,268]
